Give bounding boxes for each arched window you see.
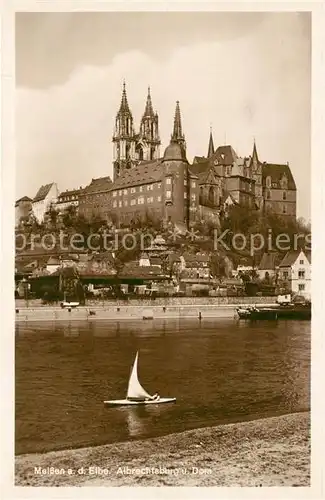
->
[199,187,204,205]
[208,186,215,206]
[138,147,144,161]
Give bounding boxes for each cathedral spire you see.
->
[117,80,132,117]
[207,126,215,157]
[143,86,155,117]
[252,137,259,161]
[171,101,186,149]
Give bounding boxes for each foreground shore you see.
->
[15,412,310,487]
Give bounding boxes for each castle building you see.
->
[78,176,113,221]
[81,84,297,226]
[109,99,198,228]
[191,134,296,219]
[55,187,83,214]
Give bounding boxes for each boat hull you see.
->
[103,397,176,406]
[236,305,311,320]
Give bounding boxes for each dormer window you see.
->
[266,176,272,188]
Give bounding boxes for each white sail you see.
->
[126,352,152,400]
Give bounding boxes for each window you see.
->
[113,191,117,197]
[283,191,287,200]
[283,205,287,214]
[298,270,305,279]
[166,177,172,185]
[139,186,143,192]
[298,284,305,291]
[147,184,153,191]
[138,196,145,205]
[113,201,117,208]
[184,178,188,186]
[300,259,304,265]
[130,199,136,206]
[119,201,122,207]
[147,197,153,203]
[123,189,128,195]
[157,183,161,189]
[266,190,271,199]
[283,271,289,279]
[131,188,136,194]
[191,194,196,201]
[157,196,161,202]
[119,191,122,196]
[184,192,187,199]
[166,191,171,199]
[124,200,128,207]
[191,181,196,188]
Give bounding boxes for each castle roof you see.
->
[57,188,83,200]
[163,141,188,162]
[82,176,113,195]
[262,163,296,190]
[111,160,164,189]
[15,196,32,206]
[33,183,55,202]
[212,145,239,165]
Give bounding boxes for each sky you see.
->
[16,12,311,220]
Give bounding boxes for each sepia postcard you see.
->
[1,1,324,499]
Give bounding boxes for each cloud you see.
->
[16,13,310,219]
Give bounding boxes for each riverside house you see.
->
[278,249,311,299]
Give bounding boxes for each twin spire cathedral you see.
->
[112,82,186,180]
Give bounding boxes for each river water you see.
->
[15,318,310,455]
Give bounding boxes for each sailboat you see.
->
[103,351,176,406]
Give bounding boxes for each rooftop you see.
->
[33,183,55,202]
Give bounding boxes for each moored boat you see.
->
[236,302,311,320]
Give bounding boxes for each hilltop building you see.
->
[56,188,84,214]
[78,176,113,221]
[15,196,32,227]
[76,83,297,226]
[32,183,58,223]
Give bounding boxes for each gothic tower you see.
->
[250,139,263,209]
[112,82,137,180]
[162,101,190,227]
[171,101,186,151]
[138,87,160,161]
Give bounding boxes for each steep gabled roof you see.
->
[278,250,309,267]
[193,156,207,164]
[212,145,238,166]
[262,163,296,190]
[111,160,164,189]
[82,176,112,195]
[33,183,55,202]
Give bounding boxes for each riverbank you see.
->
[15,411,310,487]
[15,296,277,322]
